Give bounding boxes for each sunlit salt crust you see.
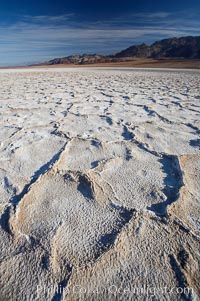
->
[0,68,200,301]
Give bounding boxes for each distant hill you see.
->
[47,54,112,65]
[36,36,200,66]
[115,36,200,59]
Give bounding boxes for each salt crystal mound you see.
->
[0,68,200,301]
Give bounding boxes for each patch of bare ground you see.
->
[0,68,199,300]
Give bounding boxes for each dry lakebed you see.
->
[0,67,200,300]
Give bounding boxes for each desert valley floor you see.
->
[0,68,200,301]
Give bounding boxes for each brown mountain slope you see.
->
[35,36,200,66]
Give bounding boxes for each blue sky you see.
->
[0,0,200,66]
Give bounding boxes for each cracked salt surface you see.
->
[0,68,200,301]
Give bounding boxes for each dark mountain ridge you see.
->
[115,36,200,59]
[39,36,200,65]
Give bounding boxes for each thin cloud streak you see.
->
[21,14,75,23]
[0,11,199,65]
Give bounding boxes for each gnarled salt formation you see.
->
[0,68,200,301]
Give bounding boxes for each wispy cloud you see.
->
[21,14,75,23]
[0,11,199,65]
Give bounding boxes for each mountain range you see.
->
[39,36,200,65]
